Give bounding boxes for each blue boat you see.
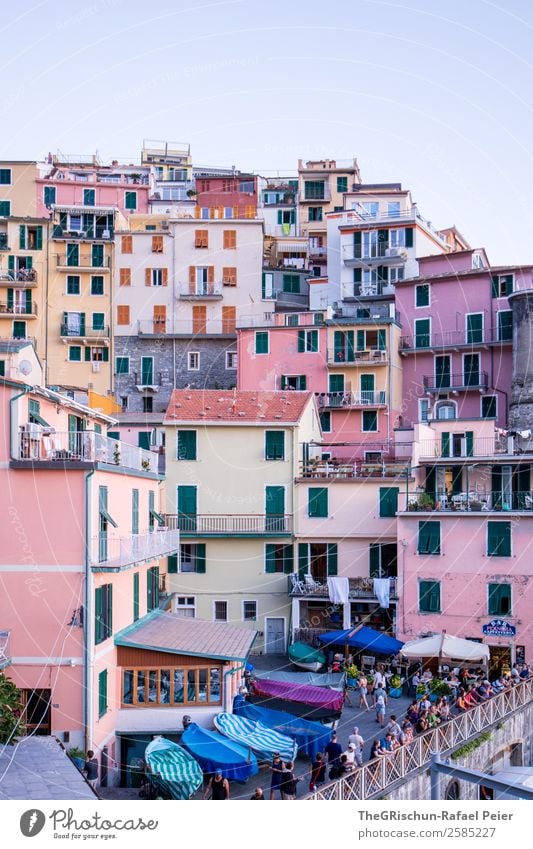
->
[144,736,203,800]
[233,698,331,760]
[181,722,258,783]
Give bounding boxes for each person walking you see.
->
[358,673,370,710]
[309,752,327,792]
[269,753,284,800]
[84,750,99,790]
[324,733,343,779]
[280,761,301,800]
[347,726,364,766]
[375,691,386,727]
[204,769,229,799]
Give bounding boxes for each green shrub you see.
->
[0,672,25,744]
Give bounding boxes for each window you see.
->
[239,180,254,193]
[223,229,236,249]
[214,601,228,622]
[177,430,197,460]
[133,573,139,622]
[121,235,132,253]
[297,329,318,353]
[0,168,11,184]
[298,542,338,579]
[225,351,237,369]
[43,185,56,206]
[92,312,105,331]
[304,181,325,200]
[487,521,511,556]
[95,584,113,644]
[0,200,11,216]
[265,543,294,573]
[91,276,104,295]
[195,229,208,248]
[151,235,163,253]
[68,346,81,362]
[481,395,497,418]
[466,313,483,344]
[379,487,399,518]
[336,176,348,193]
[66,275,80,295]
[117,305,130,325]
[124,191,137,210]
[389,267,404,285]
[497,310,512,341]
[419,579,441,612]
[308,206,323,221]
[255,331,269,354]
[435,401,456,420]
[414,318,430,347]
[388,201,401,217]
[122,664,221,706]
[188,351,200,370]
[85,346,108,363]
[169,544,206,574]
[362,410,378,432]
[175,596,196,618]
[282,274,300,293]
[115,356,129,375]
[98,669,108,718]
[419,398,430,423]
[243,601,257,621]
[147,566,159,611]
[140,356,153,385]
[119,267,131,287]
[488,583,511,615]
[418,521,441,555]
[308,487,328,518]
[151,268,164,287]
[142,396,153,413]
[319,411,331,432]
[265,431,285,461]
[492,274,513,298]
[83,188,95,206]
[281,375,307,390]
[222,266,237,286]
[131,488,139,535]
[415,284,430,307]
[369,542,397,578]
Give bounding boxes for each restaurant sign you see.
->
[482,619,516,638]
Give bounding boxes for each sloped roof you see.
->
[164,389,312,424]
[115,611,257,662]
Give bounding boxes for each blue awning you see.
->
[318,626,403,655]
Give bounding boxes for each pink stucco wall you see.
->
[36,179,150,218]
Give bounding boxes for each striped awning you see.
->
[53,205,116,215]
[276,241,308,253]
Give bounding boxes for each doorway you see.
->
[489,646,512,677]
[21,688,51,735]
[265,618,285,654]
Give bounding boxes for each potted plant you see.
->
[113,444,121,465]
[389,674,403,698]
[186,189,197,198]
[130,173,141,184]
[0,671,25,744]
[68,747,86,769]
[418,492,435,511]
[407,500,419,512]
[416,682,427,699]
[428,679,452,698]
[469,499,482,511]
[141,458,151,471]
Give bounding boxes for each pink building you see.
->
[394,250,533,429]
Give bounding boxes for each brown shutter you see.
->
[145,268,151,286]
[117,305,130,325]
[121,235,132,254]
[192,305,207,334]
[222,267,237,286]
[189,266,196,294]
[208,266,215,283]
[162,267,168,286]
[222,306,236,333]
[119,267,131,286]
[152,235,163,253]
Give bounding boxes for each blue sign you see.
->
[482,619,516,638]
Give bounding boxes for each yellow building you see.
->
[163,389,321,654]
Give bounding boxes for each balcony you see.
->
[308,245,327,257]
[15,428,157,474]
[404,491,533,513]
[178,281,223,300]
[299,460,409,479]
[316,390,387,408]
[0,234,9,250]
[423,371,488,392]
[60,322,110,340]
[0,630,11,669]
[400,328,511,351]
[0,268,37,287]
[288,575,398,599]
[56,254,111,270]
[417,434,509,459]
[0,301,37,317]
[137,318,236,336]
[342,243,408,266]
[341,281,396,300]
[52,226,114,241]
[302,185,332,202]
[90,528,180,571]
[165,514,293,537]
[327,348,388,365]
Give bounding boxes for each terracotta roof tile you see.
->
[163,389,312,424]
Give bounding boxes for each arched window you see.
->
[435,401,457,420]
[445,780,460,800]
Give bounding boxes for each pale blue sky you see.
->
[1,0,531,263]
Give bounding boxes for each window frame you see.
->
[214,600,228,622]
[415,283,430,308]
[187,351,200,371]
[255,331,269,355]
[242,600,257,622]
[487,582,512,616]
[418,579,441,613]
[308,487,328,518]
[90,275,105,296]
[362,410,378,432]
[487,521,512,557]
[265,430,285,461]
[177,429,197,461]
[418,520,441,555]
[225,351,237,370]
[481,395,497,419]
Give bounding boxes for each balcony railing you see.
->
[316,390,387,408]
[309,677,533,800]
[334,303,398,321]
[165,514,293,535]
[289,575,398,598]
[0,234,9,250]
[405,490,533,512]
[342,243,408,263]
[423,371,488,391]
[341,281,396,299]
[400,328,512,350]
[90,528,180,570]
[327,348,388,365]
[137,318,236,336]
[178,281,223,299]
[302,185,332,202]
[300,460,409,479]
[338,205,419,225]
[60,322,110,339]
[417,434,509,459]
[0,630,11,669]
[0,268,37,284]
[308,245,327,257]
[17,428,156,473]
[56,254,111,269]
[0,301,37,316]
[52,226,114,241]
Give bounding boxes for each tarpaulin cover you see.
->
[318,626,404,655]
[144,736,203,800]
[248,692,342,723]
[251,677,345,710]
[234,698,332,760]
[214,712,297,761]
[181,722,258,783]
[255,670,346,690]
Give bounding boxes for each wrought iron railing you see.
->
[17,429,155,473]
[165,514,293,534]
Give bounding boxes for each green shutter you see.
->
[133,573,139,621]
[177,486,197,530]
[334,330,344,361]
[25,289,32,313]
[466,431,474,457]
[327,543,338,575]
[491,276,499,298]
[297,330,305,352]
[369,544,380,578]
[35,226,42,250]
[102,347,109,362]
[8,255,14,272]
[487,521,511,556]
[405,227,414,248]
[283,544,294,574]
[418,521,440,554]
[353,230,361,258]
[415,319,430,348]
[298,543,309,579]
[265,431,284,460]
[265,486,285,530]
[441,432,450,458]
[467,313,483,343]
[378,329,386,350]
[425,466,436,501]
[95,586,103,645]
[138,432,151,450]
[265,544,276,573]
[419,580,440,612]
[178,430,197,460]
[7,288,13,310]
[146,569,153,611]
[357,330,365,351]
[141,357,153,384]
[379,487,398,518]
[168,554,178,573]
[488,583,511,616]
[498,311,512,341]
[196,544,206,573]
[308,487,328,518]
[107,585,113,637]
[98,669,108,718]
[255,332,268,354]
[92,243,104,267]
[132,489,139,534]
[346,330,354,361]
[25,255,32,270]
[85,347,91,362]
[19,225,26,249]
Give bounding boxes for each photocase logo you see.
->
[20,809,46,838]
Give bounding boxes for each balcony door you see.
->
[464,353,480,386]
[360,373,375,403]
[20,689,51,735]
[177,485,197,532]
[435,355,451,389]
[265,485,285,532]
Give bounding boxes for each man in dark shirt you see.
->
[84,750,98,790]
[324,733,343,779]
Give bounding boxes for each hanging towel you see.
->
[282,222,291,236]
[327,576,349,605]
[373,578,390,609]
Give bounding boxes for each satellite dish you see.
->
[19,360,32,376]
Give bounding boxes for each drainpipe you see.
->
[84,470,95,752]
[223,662,246,712]
[9,387,31,459]
[44,217,50,385]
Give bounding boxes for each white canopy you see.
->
[401,633,490,663]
